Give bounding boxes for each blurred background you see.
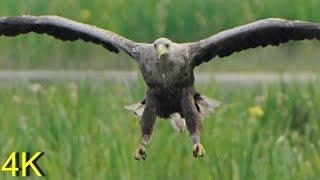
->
[0,0,320,71]
[1,1,320,179]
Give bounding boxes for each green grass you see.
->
[1,1,320,179]
[0,79,320,179]
[0,0,320,71]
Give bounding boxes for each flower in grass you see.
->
[248,106,264,117]
[276,135,286,144]
[69,82,78,106]
[12,95,22,104]
[80,9,91,22]
[18,116,28,131]
[29,83,43,93]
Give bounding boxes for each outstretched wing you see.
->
[0,15,143,59]
[189,18,320,66]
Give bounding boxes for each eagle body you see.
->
[1,15,320,160]
[137,41,193,88]
[135,39,213,122]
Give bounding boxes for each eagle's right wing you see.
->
[0,15,145,60]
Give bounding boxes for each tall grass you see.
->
[0,79,320,179]
[0,0,320,70]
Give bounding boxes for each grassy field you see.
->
[1,1,320,179]
[0,79,320,179]
[0,0,320,71]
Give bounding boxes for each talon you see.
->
[192,143,205,158]
[133,144,147,160]
[140,151,147,160]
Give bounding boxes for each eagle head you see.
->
[153,38,172,60]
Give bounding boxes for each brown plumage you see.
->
[1,16,320,160]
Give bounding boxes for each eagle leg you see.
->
[181,87,205,158]
[133,89,156,160]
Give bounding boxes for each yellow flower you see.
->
[248,106,264,117]
[80,9,91,22]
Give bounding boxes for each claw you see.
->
[192,143,205,158]
[133,144,147,160]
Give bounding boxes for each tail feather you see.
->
[124,102,145,116]
[170,113,186,132]
[196,95,221,118]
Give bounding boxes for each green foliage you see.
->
[0,80,320,179]
[0,0,320,70]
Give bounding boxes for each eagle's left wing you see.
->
[188,18,320,66]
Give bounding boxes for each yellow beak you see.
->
[156,44,167,60]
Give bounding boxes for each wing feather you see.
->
[0,15,142,59]
[189,18,320,66]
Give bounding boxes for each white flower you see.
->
[29,83,43,93]
[69,82,78,106]
[12,95,22,104]
[276,135,286,144]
